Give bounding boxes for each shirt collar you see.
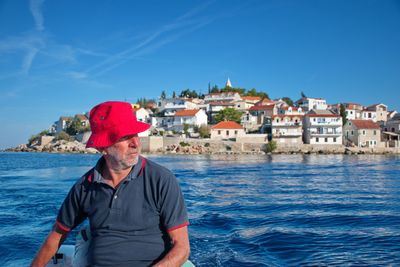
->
[93,156,143,183]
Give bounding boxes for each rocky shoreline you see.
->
[3,139,400,155]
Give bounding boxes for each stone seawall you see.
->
[4,137,400,155]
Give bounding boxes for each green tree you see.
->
[197,124,210,138]
[160,90,166,100]
[264,140,277,153]
[210,85,219,93]
[215,108,243,124]
[183,123,190,135]
[340,104,347,125]
[282,97,294,106]
[55,131,72,141]
[244,88,269,99]
[172,91,176,98]
[66,117,85,136]
[179,89,198,98]
[220,86,245,95]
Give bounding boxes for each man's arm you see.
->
[154,226,190,267]
[30,224,69,267]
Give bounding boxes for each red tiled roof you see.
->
[249,105,275,111]
[211,121,243,129]
[256,98,274,105]
[350,120,380,129]
[241,96,261,101]
[175,109,200,117]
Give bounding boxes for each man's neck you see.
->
[102,162,133,188]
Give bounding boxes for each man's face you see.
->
[103,134,141,171]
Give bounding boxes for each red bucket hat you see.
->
[86,101,151,148]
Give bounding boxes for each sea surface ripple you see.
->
[0,152,399,266]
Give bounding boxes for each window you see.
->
[325,138,328,142]
[333,137,337,142]
[316,137,319,143]
[373,130,376,135]
[351,130,354,135]
[362,130,366,136]
[226,130,229,135]
[218,130,221,135]
[234,130,238,135]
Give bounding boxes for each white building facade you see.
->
[303,111,343,145]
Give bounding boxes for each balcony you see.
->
[309,131,342,136]
[272,122,302,127]
[309,121,342,126]
[273,131,302,137]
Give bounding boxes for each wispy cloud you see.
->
[66,71,87,80]
[29,0,45,31]
[0,33,45,74]
[85,1,217,77]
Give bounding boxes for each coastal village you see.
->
[12,79,400,154]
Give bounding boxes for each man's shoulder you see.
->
[142,157,175,181]
[74,167,96,187]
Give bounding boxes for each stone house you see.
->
[303,110,343,145]
[210,121,245,140]
[344,120,381,147]
[241,104,276,132]
[364,103,388,123]
[234,96,261,111]
[384,113,400,134]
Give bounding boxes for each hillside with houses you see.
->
[14,79,400,154]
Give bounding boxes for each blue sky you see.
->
[0,0,399,149]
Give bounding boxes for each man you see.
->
[31,101,190,267]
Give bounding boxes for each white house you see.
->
[204,92,241,103]
[277,106,304,116]
[272,115,303,145]
[295,97,328,111]
[172,109,208,132]
[133,108,152,137]
[303,110,342,145]
[55,116,73,133]
[210,121,245,140]
[134,108,152,123]
[158,98,198,116]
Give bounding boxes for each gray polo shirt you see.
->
[56,156,189,266]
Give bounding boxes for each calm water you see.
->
[0,152,400,266]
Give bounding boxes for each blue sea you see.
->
[0,152,400,266]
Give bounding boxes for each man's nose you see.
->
[128,136,139,147]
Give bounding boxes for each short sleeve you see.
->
[159,173,189,232]
[56,183,87,232]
